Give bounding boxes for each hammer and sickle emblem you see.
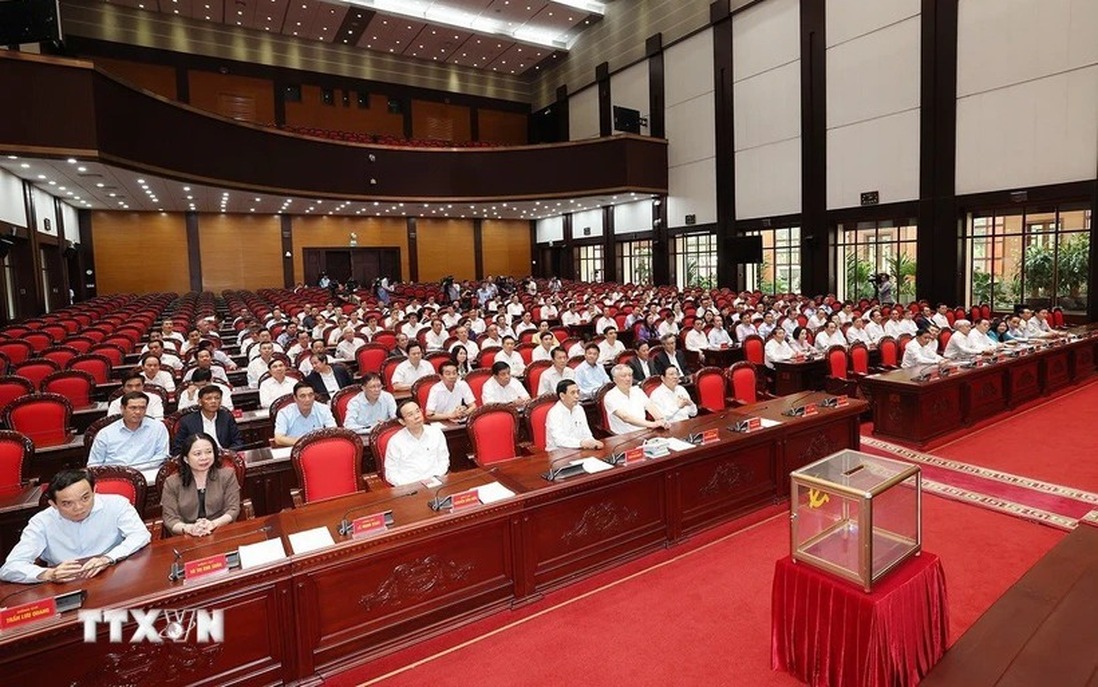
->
[807,489,830,508]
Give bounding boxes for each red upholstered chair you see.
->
[849,342,872,377]
[425,352,451,373]
[331,386,360,426]
[372,331,397,351]
[516,342,536,365]
[524,360,551,397]
[380,356,403,391]
[640,375,662,397]
[825,346,858,397]
[103,336,135,354]
[741,335,765,366]
[521,393,557,454]
[86,465,148,517]
[12,360,60,389]
[466,404,520,467]
[980,304,991,320]
[89,343,126,367]
[289,428,365,506]
[61,336,95,354]
[952,307,965,324]
[40,369,97,408]
[42,323,68,342]
[66,353,113,384]
[23,331,53,352]
[0,376,34,411]
[594,381,616,434]
[2,393,74,447]
[726,362,765,406]
[0,430,34,492]
[1052,307,1066,328]
[897,333,913,357]
[153,451,253,536]
[368,418,404,483]
[0,350,8,376]
[478,346,501,369]
[40,345,80,368]
[693,366,729,414]
[406,374,438,411]
[355,343,389,375]
[937,329,952,355]
[877,336,900,370]
[970,306,981,324]
[464,368,493,404]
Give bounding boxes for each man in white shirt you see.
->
[423,319,449,352]
[648,366,697,423]
[603,364,669,435]
[514,312,537,337]
[540,302,559,320]
[440,306,462,329]
[107,372,165,419]
[247,341,278,387]
[481,361,531,408]
[764,326,796,369]
[932,304,952,330]
[684,319,709,364]
[545,380,604,451]
[865,310,886,343]
[425,362,476,421]
[707,317,734,348]
[335,328,364,360]
[968,319,999,353]
[657,315,680,338]
[561,305,583,326]
[505,295,525,319]
[138,355,175,393]
[807,310,829,331]
[452,326,480,359]
[594,313,616,336]
[178,369,234,412]
[494,336,526,377]
[383,401,450,486]
[183,348,230,385]
[343,373,398,432]
[1025,308,1060,339]
[846,318,872,346]
[538,347,576,396]
[400,312,427,340]
[902,329,945,369]
[757,313,777,340]
[259,359,297,408]
[734,313,757,342]
[286,331,313,361]
[531,331,556,362]
[248,330,284,359]
[815,321,847,350]
[943,320,982,360]
[391,343,434,392]
[597,327,626,365]
[480,324,504,350]
[884,309,905,339]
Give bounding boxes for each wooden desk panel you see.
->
[675,437,777,537]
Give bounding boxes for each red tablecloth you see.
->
[771,553,948,687]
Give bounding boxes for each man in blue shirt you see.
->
[274,382,337,446]
[0,469,151,584]
[574,343,611,399]
[343,372,398,433]
[87,391,170,483]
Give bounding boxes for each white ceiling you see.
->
[100,0,603,76]
[0,154,655,221]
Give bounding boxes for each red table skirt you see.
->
[771,553,948,687]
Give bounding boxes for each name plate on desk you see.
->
[449,489,481,511]
[351,511,394,537]
[231,408,243,418]
[732,417,762,433]
[817,395,849,409]
[688,428,721,444]
[783,404,818,418]
[0,598,57,631]
[184,553,230,581]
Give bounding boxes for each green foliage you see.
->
[971,269,1015,308]
[844,253,874,300]
[885,252,917,299]
[1021,242,1055,296]
[631,243,653,285]
[757,259,788,295]
[685,259,715,290]
[1057,233,1090,296]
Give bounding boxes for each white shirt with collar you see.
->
[764,338,795,369]
[425,380,475,416]
[707,327,733,347]
[423,328,449,351]
[684,329,709,353]
[481,377,530,405]
[603,385,652,435]
[846,326,872,346]
[545,401,595,450]
[141,370,176,393]
[865,321,886,343]
[494,349,526,377]
[247,356,277,387]
[178,382,234,411]
[902,339,943,368]
[107,393,164,419]
[597,339,625,364]
[538,366,575,396]
[648,383,697,423]
[259,376,297,408]
[391,360,435,389]
[384,424,450,486]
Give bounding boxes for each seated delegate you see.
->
[161,432,241,537]
[383,401,450,486]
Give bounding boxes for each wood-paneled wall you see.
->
[198,214,283,292]
[93,57,177,100]
[90,212,190,294]
[285,88,404,136]
[412,100,472,142]
[482,220,532,277]
[293,216,409,283]
[188,71,276,124]
[479,109,528,145]
[416,219,476,282]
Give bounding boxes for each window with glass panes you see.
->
[744,227,801,294]
[964,204,1090,314]
[835,219,918,303]
[617,240,653,285]
[671,233,718,289]
[574,244,604,282]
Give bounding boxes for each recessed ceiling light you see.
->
[19,163,28,168]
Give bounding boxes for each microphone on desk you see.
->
[337,490,418,537]
[428,468,498,512]
[779,390,818,417]
[168,525,274,582]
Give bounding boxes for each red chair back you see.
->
[355,343,389,374]
[40,346,80,368]
[0,431,33,492]
[466,404,519,467]
[12,360,60,389]
[331,386,360,426]
[727,362,759,405]
[1053,307,1065,327]
[524,394,556,452]
[524,360,551,396]
[87,466,147,515]
[693,366,727,413]
[290,428,364,504]
[464,368,493,404]
[66,353,113,383]
[380,356,403,390]
[849,342,870,375]
[40,370,97,407]
[640,375,661,397]
[478,346,501,369]
[897,333,913,356]
[89,343,125,367]
[980,304,991,320]
[937,329,952,354]
[368,419,404,483]
[0,376,35,413]
[516,343,536,365]
[3,393,73,447]
[425,352,451,373]
[372,331,397,351]
[412,374,441,410]
[23,331,53,352]
[741,335,764,366]
[827,346,849,380]
[62,336,95,353]
[877,336,899,368]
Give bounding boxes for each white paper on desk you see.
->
[759,417,781,428]
[94,401,109,411]
[288,526,336,554]
[270,446,293,460]
[251,408,270,419]
[476,481,516,504]
[666,438,697,452]
[574,457,613,474]
[238,538,287,569]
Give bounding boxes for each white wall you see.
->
[665,29,716,228]
[568,85,600,141]
[536,216,564,243]
[611,60,650,134]
[31,187,58,236]
[60,202,80,243]
[733,0,802,219]
[955,0,1098,194]
[826,0,921,209]
[613,200,651,234]
[0,168,27,228]
[571,208,604,238]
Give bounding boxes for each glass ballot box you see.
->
[790,450,921,592]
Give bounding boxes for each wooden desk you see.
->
[0,484,41,561]
[860,333,1098,447]
[0,394,864,685]
[772,357,827,395]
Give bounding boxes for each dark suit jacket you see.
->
[160,466,241,532]
[303,365,354,400]
[173,409,244,455]
[652,350,690,376]
[628,356,657,383]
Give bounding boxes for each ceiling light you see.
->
[19,163,28,168]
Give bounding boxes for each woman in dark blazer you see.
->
[161,432,241,537]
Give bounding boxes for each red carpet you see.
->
[323,495,1062,687]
